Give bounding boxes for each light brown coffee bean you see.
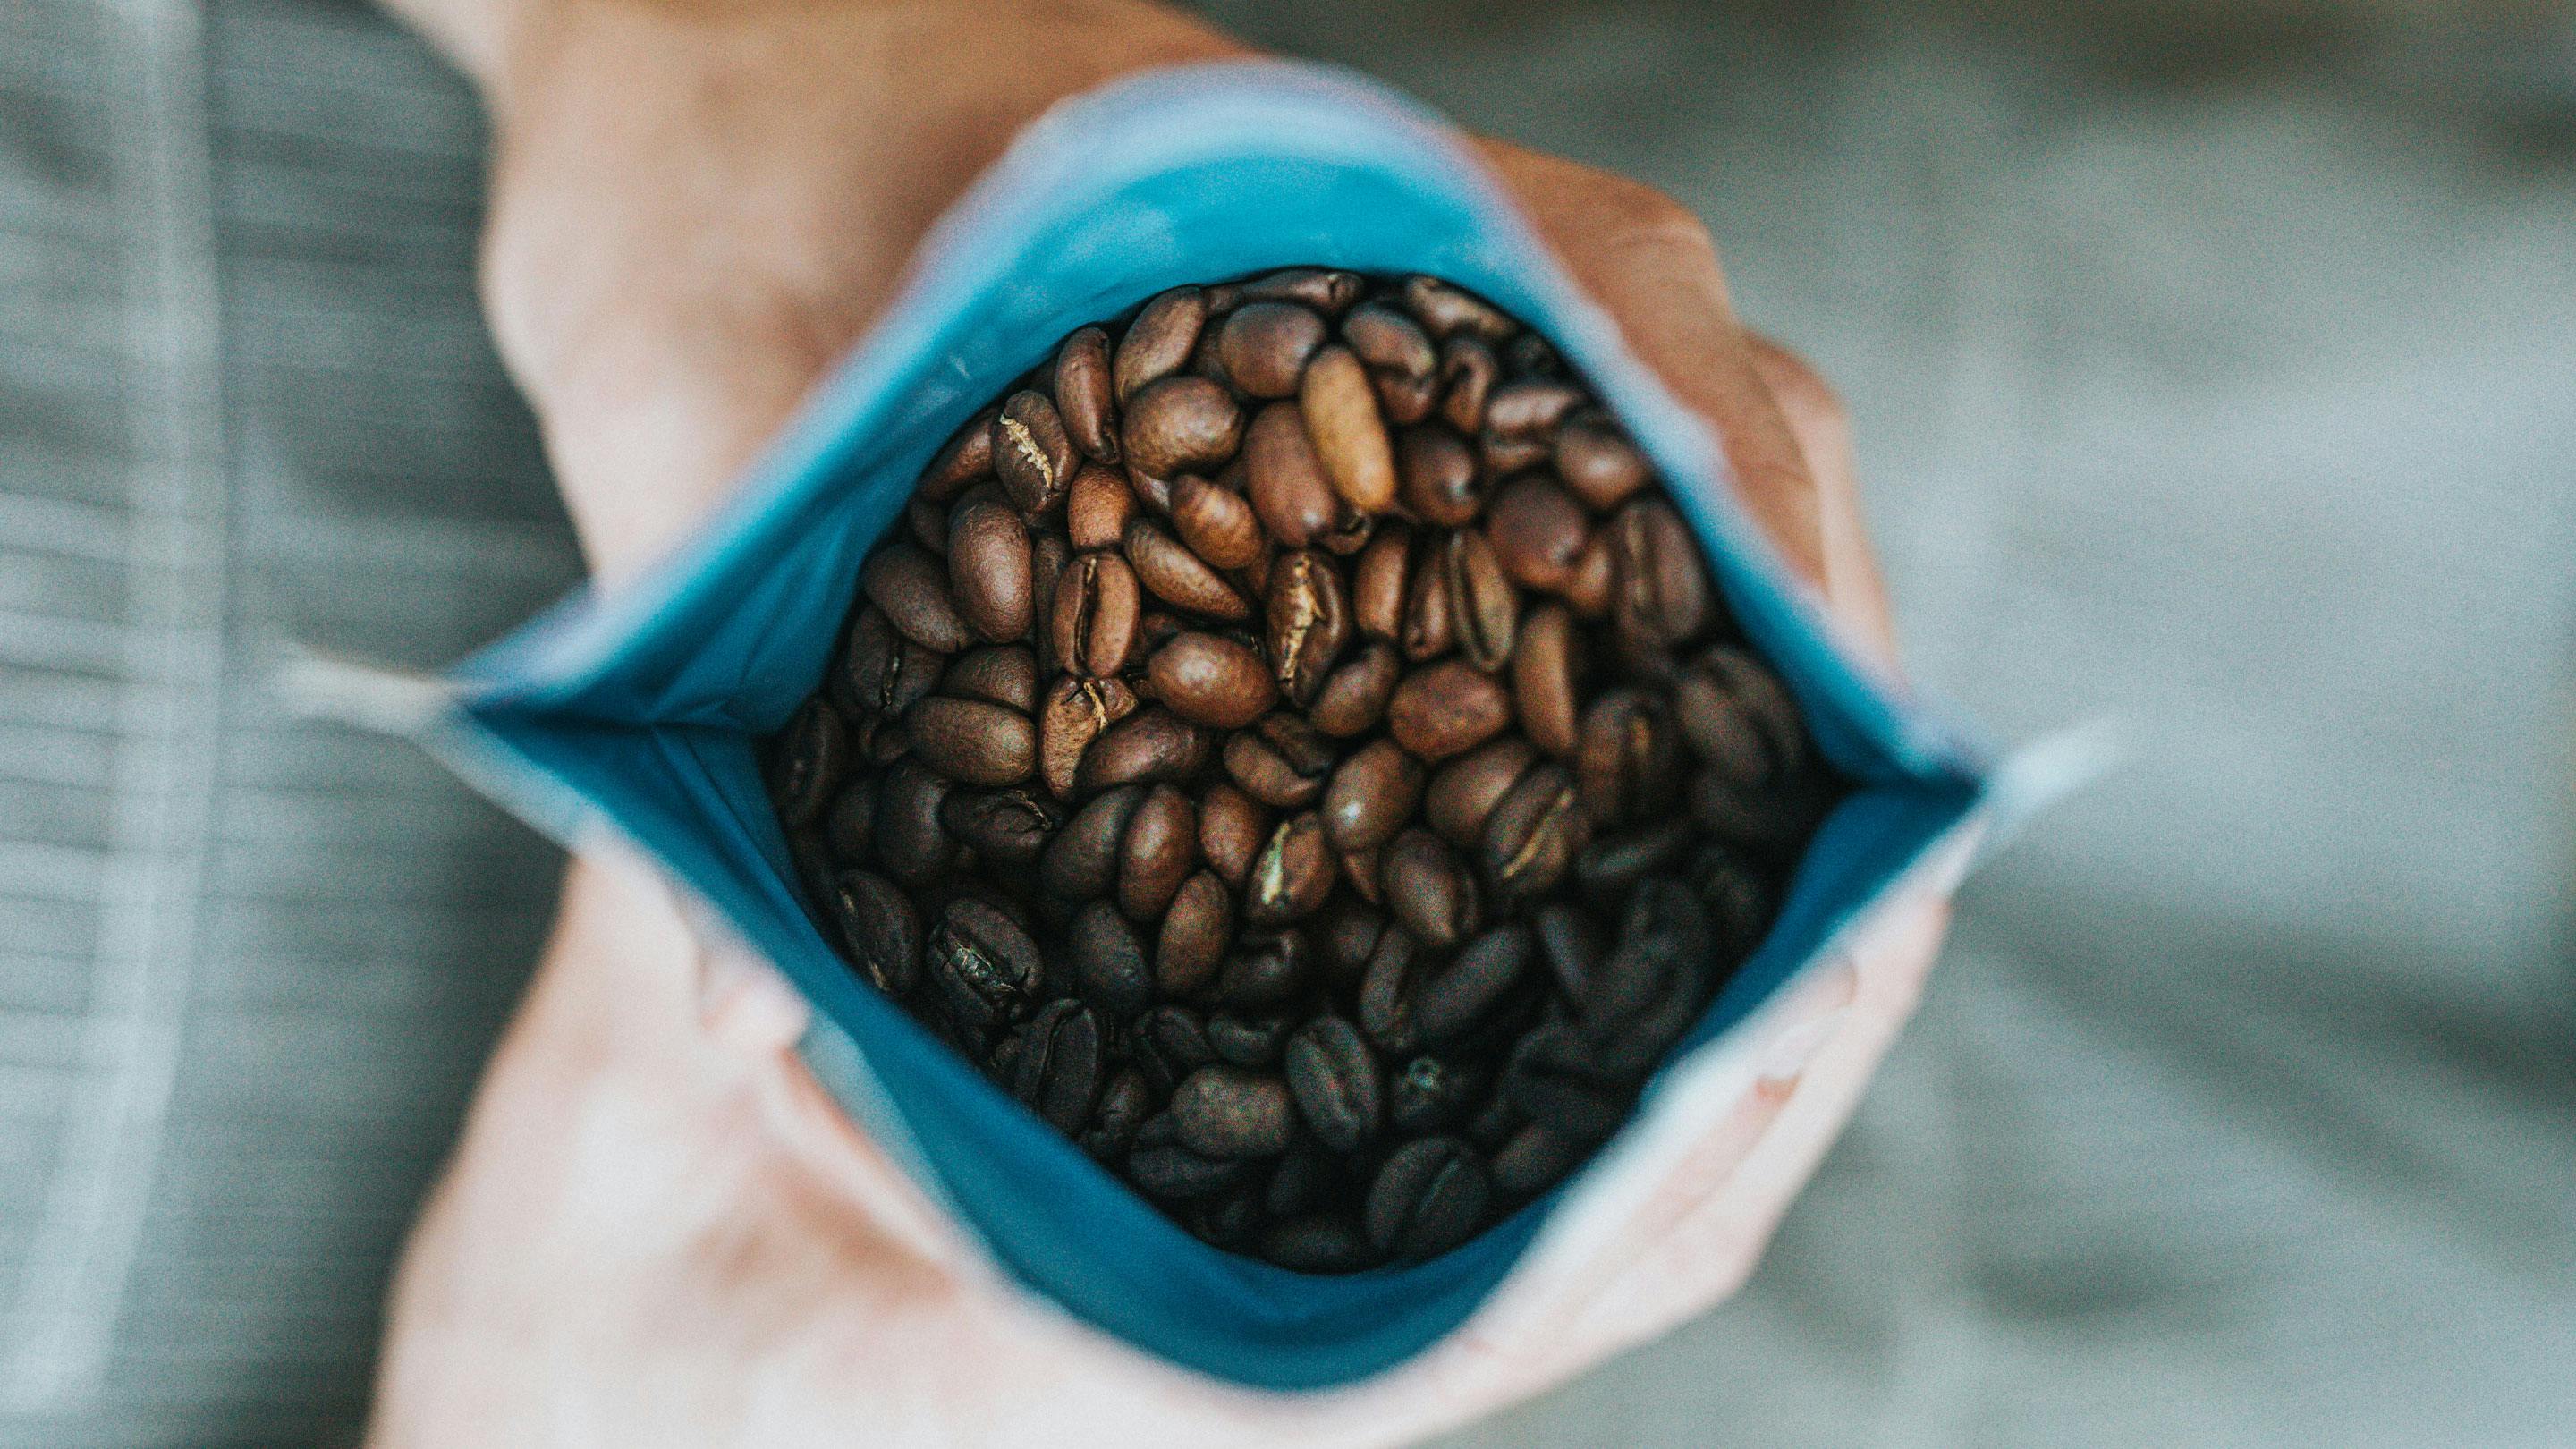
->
[1512,602,1581,755]
[1400,275,1515,340]
[1239,267,1366,316]
[1247,812,1335,927]
[1265,549,1351,707]
[1171,474,1265,570]
[1485,475,1589,595]
[994,390,1076,516]
[1243,401,1341,550]
[1147,631,1276,730]
[1038,674,1140,799]
[1321,739,1423,855]
[1122,376,1243,481]
[1300,345,1397,515]
[1437,335,1500,434]
[1123,517,1251,621]
[1555,409,1650,510]
[1119,784,1199,920]
[1388,660,1512,760]
[940,643,1038,715]
[1610,497,1714,648]
[1055,325,1121,463]
[1222,712,1337,809]
[1157,869,1234,996]
[917,403,997,504]
[1395,425,1481,527]
[1424,735,1538,847]
[1066,463,1136,550]
[1308,640,1400,737]
[1049,550,1141,677]
[1114,286,1206,403]
[947,487,1035,641]
[1074,707,1211,795]
[1443,529,1518,671]
[1343,301,1436,382]
[1400,540,1454,663]
[1197,781,1273,889]
[1215,302,1327,398]
[1479,761,1586,902]
[862,542,977,654]
[906,695,1037,786]
[1352,522,1411,641]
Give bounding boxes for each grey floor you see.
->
[3,1,2572,1445]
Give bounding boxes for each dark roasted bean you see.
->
[1265,549,1351,708]
[1055,326,1121,463]
[1401,276,1514,340]
[940,786,1061,866]
[1423,734,1536,849]
[1124,516,1251,620]
[1480,762,1587,904]
[1365,1136,1491,1258]
[1041,784,1143,903]
[1074,707,1211,795]
[824,869,919,996]
[1196,781,1272,889]
[1555,408,1650,510]
[1483,378,1585,439]
[862,542,977,655]
[1386,1055,1485,1137]
[1129,1005,1216,1096]
[1205,1011,1296,1069]
[1222,712,1336,809]
[1352,521,1412,642]
[1240,267,1365,315]
[905,694,1037,786]
[1394,424,1481,527]
[1128,1143,1253,1200]
[1147,631,1276,730]
[1574,817,1693,907]
[823,782,875,861]
[1311,898,1385,988]
[1414,924,1530,1046]
[1188,1185,1267,1248]
[1038,674,1139,800]
[1123,375,1244,481]
[768,698,846,827]
[1114,286,1207,404]
[941,643,1039,715]
[1014,998,1106,1134]
[1216,301,1327,398]
[1575,688,1682,827]
[917,403,998,503]
[1381,828,1481,952]
[1066,462,1136,550]
[1170,472,1266,570]
[1512,602,1581,755]
[1436,335,1500,433]
[1486,475,1590,596]
[1356,925,1424,1057]
[1308,640,1400,737]
[928,898,1045,1030]
[1321,739,1424,856]
[1265,1145,1336,1219]
[1399,538,1453,663]
[1070,899,1154,1019]
[1246,812,1335,927]
[1533,901,1606,1003]
[1243,400,1341,550]
[1490,1122,1587,1200]
[1049,549,1142,677]
[1210,931,1311,1012]
[875,759,960,885]
[1502,1022,1630,1140]
[1387,661,1513,761]
[1082,1069,1153,1160]
[1118,784,1199,920]
[994,390,1077,516]
[1444,528,1518,672]
[834,606,944,723]
[947,487,1035,640]
[1284,1016,1382,1152]
[1610,496,1714,650]
[1171,1065,1297,1157]
[1262,1215,1372,1273]
[1157,870,1235,997]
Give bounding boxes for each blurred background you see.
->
[1,0,2570,1444]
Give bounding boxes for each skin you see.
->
[363,2,1950,1444]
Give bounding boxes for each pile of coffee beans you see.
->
[767,269,1841,1272]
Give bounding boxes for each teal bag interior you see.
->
[434,60,1993,1391]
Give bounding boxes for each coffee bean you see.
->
[1563,530,1616,620]
[1073,707,1210,795]
[1242,400,1342,550]
[1300,344,1396,515]
[1490,1122,1586,1201]
[1054,326,1121,464]
[1400,276,1514,340]
[1533,900,1607,1003]
[1239,267,1365,315]
[1394,424,1481,527]
[1157,870,1235,997]
[1128,1004,1216,1095]
[1575,688,1682,827]
[1170,473,1265,571]
[1195,781,1272,889]
[1215,302,1326,398]
[1610,497,1714,649]
[1386,1055,1486,1136]
[1221,712,1336,809]
[1308,640,1400,737]
[1040,784,1142,903]
[834,607,944,723]
[905,695,1036,786]
[1436,335,1500,434]
[946,488,1035,641]
[1038,674,1139,800]
[1351,521,1411,642]
[1262,1215,1372,1273]
[1365,1136,1491,1258]
[1128,1143,1253,1200]
[1205,1011,1295,1069]
[768,698,846,827]
[824,781,875,861]
[1483,378,1586,440]
[1047,549,1141,678]
[1555,408,1650,510]
[1465,1092,1525,1151]
[1014,998,1106,1134]
[1122,375,1244,482]
[862,542,977,655]
[1264,549,1351,708]
[875,758,960,885]
[1388,661,1513,761]
[1486,475,1590,596]
[1246,812,1335,927]
[1343,301,1437,412]
[1674,647,1809,784]
[1356,925,1424,1057]
[1399,540,1454,663]
[1082,1068,1153,1160]
[1113,286,1207,404]
[1512,602,1581,756]
[1284,1016,1382,1153]
[1443,528,1519,671]
[1423,735,1537,848]
[1380,827,1481,951]
[1118,784,1198,919]
[1188,1185,1266,1249]
[824,869,919,996]
[1689,844,1777,956]
[917,403,997,503]
[929,898,1045,1030]
[1479,761,1587,905]
[994,390,1076,516]
[1479,429,1550,477]
[1501,1022,1629,1140]
[1065,900,1153,1019]
[1147,631,1275,730]
[1066,463,1136,550]
[1123,516,1250,621]
[940,787,1061,867]
[1321,739,1423,855]
[907,495,951,555]
[1574,817,1692,907]
[1414,923,1530,1046]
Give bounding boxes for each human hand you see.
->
[364,1,1948,1444]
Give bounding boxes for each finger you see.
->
[1741,330,1900,670]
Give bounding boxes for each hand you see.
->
[365,2,1947,1444]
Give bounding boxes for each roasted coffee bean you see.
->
[1038,674,1139,800]
[1066,462,1136,550]
[994,390,1076,516]
[1055,326,1121,463]
[1196,781,1272,888]
[1424,735,1537,849]
[1215,301,1327,398]
[1301,344,1396,515]
[1129,1004,1217,1096]
[1242,400,1341,550]
[946,488,1035,640]
[1351,521,1411,642]
[1210,931,1311,1012]
[1490,1122,1586,1200]
[1483,378,1586,440]
[1041,784,1143,902]
[1123,376,1244,481]
[1147,631,1275,730]
[824,782,876,861]
[1479,429,1552,477]
[1308,640,1400,737]
[768,698,846,826]
[862,542,977,655]
[1239,267,1365,315]
[1501,1022,1629,1140]
[1264,1144,1337,1219]
[1575,688,1682,826]
[834,607,944,723]
[1386,1055,1485,1136]
[1465,1092,1525,1150]
[907,494,950,555]
[1414,923,1530,1046]
[1610,496,1714,649]
[1222,712,1336,809]
[1310,898,1385,988]
[1356,924,1425,1056]
[1129,1143,1253,1200]
[1014,999,1106,1134]
[1480,761,1587,904]
[1157,870,1235,997]
[940,787,1061,867]
[824,869,919,996]
[1343,302,1438,424]
[1265,549,1351,707]
[1575,816,1693,906]
[1124,517,1251,621]
[1512,602,1581,755]
[1320,739,1423,856]
[940,644,1038,716]
[1048,549,1141,677]
[1443,528,1518,671]
[1486,475,1589,596]
[1366,1136,1491,1258]
[1246,812,1335,927]
[1069,899,1154,1019]
[1170,473,1265,570]
[1402,276,1514,340]
[1394,424,1481,526]
[1082,1069,1153,1160]
[1690,844,1776,954]
[917,403,997,503]
[905,695,1036,786]
[1118,784,1199,920]
[1262,1215,1372,1273]
[1381,828,1481,952]
[875,758,960,884]
[1399,538,1453,662]
[1188,1185,1266,1249]
[1134,1111,1181,1148]
[1674,647,1809,783]
[1533,900,1607,1003]
[1284,1016,1381,1153]
[1555,408,1650,510]
[1690,760,1834,853]
[1563,530,1616,620]
[1205,1011,1296,1069]
[1074,707,1211,794]
[1170,1065,1297,1158]
[1387,660,1513,760]
[1504,330,1563,377]
[929,898,1045,1030]
[1114,286,1207,404]
[1437,335,1500,434]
